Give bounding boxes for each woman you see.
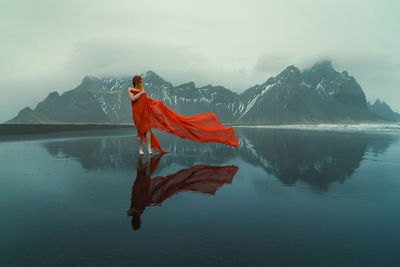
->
[129,75,153,155]
[128,75,239,155]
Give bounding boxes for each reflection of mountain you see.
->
[127,154,239,230]
[42,128,397,191]
[44,136,139,170]
[236,128,396,190]
[42,131,239,170]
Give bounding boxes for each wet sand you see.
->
[0,124,134,141]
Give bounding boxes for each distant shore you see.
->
[1,121,393,134]
[0,124,136,142]
[0,124,133,136]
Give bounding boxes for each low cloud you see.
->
[1,0,399,122]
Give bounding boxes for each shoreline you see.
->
[0,122,398,142]
[0,124,133,136]
[1,121,397,134]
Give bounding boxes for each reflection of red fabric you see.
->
[130,154,239,209]
[149,164,238,205]
[130,89,240,153]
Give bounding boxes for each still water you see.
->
[0,126,399,266]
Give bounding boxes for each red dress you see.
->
[129,88,239,153]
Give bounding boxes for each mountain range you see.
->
[5,60,398,124]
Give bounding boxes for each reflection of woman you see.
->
[128,75,240,155]
[127,154,239,230]
[127,155,156,230]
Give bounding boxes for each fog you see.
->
[1,0,399,122]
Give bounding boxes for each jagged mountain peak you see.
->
[18,106,33,115]
[303,60,337,75]
[302,60,339,87]
[47,91,60,98]
[35,91,60,111]
[81,75,100,83]
[368,98,400,122]
[141,70,166,83]
[176,81,196,89]
[374,99,384,105]
[279,65,301,75]
[274,65,302,84]
[311,60,334,70]
[371,99,392,110]
[199,84,216,90]
[77,75,102,90]
[142,70,156,77]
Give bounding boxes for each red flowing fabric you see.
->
[130,88,239,153]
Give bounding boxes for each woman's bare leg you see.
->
[137,135,144,155]
[146,129,152,154]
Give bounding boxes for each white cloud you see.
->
[1,0,399,122]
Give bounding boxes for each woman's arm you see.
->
[129,90,145,102]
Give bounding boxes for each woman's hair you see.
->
[132,75,143,90]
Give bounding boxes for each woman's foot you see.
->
[148,148,152,155]
[139,150,144,155]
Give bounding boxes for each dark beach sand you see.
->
[0,124,134,141]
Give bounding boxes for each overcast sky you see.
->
[1,0,399,122]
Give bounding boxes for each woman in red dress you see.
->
[128,75,239,155]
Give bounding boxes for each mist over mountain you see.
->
[5,60,390,124]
